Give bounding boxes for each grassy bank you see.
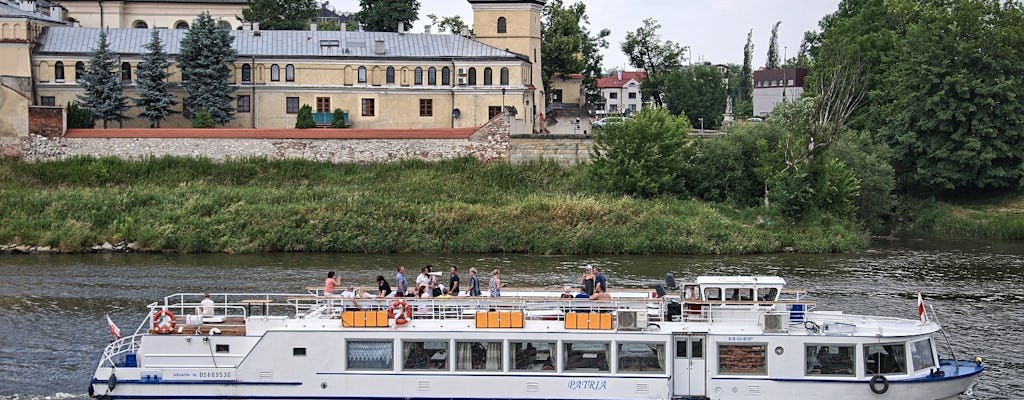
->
[897,194,1024,240]
[0,157,867,254]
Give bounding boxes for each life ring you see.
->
[152,309,176,334]
[107,372,118,391]
[869,374,889,394]
[388,301,411,325]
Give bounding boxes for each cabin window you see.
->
[725,288,752,301]
[215,344,229,353]
[718,344,766,375]
[347,341,393,370]
[864,343,906,375]
[403,340,448,370]
[618,342,665,374]
[293,347,306,356]
[757,288,778,301]
[455,341,501,371]
[911,339,935,371]
[704,288,721,301]
[512,341,555,372]
[563,342,609,372]
[805,345,854,376]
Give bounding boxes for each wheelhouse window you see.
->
[483,67,493,85]
[419,99,432,117]
[241,64,252,84]
[563,342,609,372]
[441,67,450,85]
[75,61,85,82]
[497,17,507,34]
[403,340,448,370]
[805,344,854,376]
[500,67,509,85]
[865,343,906,375]
[718,344,766,375]
[618,342,665,373]
[121,62,132,82]
[428,67,437,85]
[386,66,395,84]
[455,341,501,371]
[237,95,250,112]
[358,66,367,83]
[467,67,477,85]
[361,98,375,116]
[414,67,423,85]
[270,64,280,81]
[911,339,935,371]
[54,62,65,82]
[347,341,393,370]
[757,288,779,301]
[704,287,722,301]
[725,288,752,301]
[512,341,555,372]
[285,64,295,82]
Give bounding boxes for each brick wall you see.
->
[28,106,64,137]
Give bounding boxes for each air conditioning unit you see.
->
[617,310,647,331]
[457,67,468,76]
[762,312,788,333]
[457,77,468,86]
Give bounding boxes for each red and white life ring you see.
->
[152,309,176,334]
[388,301,410,326]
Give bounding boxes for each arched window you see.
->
[285,64,295,81]
[74,61,85,82]
[54,61,65,82]
[428,67,437,85]
[121,62,131,82]
[270,64,280,81]
[133,20,148,29]
[483,67,493,85]
[386,66,395,84]
[497,17,507,34]
[241,64,252,83]
[467,67,477,85]
[441,67,450,86]
[174,21,189,29]
[500,67,509,85]
[358,66,367,83]
[414,67,423,85]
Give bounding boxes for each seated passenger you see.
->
[198,292,215,316]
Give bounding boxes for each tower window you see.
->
[497,17,507,34]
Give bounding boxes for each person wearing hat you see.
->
[580,265,596,296]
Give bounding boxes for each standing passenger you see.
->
[468,268,481,296]
[395,266,408,297]
[324,271,340,296]
[489,269,502,297]
[449,266,461,296]
[416,267,432,297]
[581,265,596,296]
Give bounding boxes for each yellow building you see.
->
[0,0,65,137]
[57,0,246,29]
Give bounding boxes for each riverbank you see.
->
[897,194,1024,240]
[0,157,869,254]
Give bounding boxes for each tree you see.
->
[766,21,781,69]
[541,0,610,103]
[66,101,95,129]
[588,107,693,198]
[240,0,318,30]
[295,104,315,128]
[663,65,727,130]
[356,0,420,32]
[739,29,753,103]
[330,108,348,128]
[77,30,129,129]
[621,18,685,107]
[178,12,237,125]
[134,30,177,128]
[192,107,215,128]
[426,13,470,36]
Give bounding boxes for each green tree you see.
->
[178,12,237,125]
[295,104,315,128]
[134,30,177,128]
[664,65,727,130]
[588,107,693,198]
[65,101,95,129]
[541,0,610,103]
[621,18,685,107]
[77,30,129,129]
[766,21,781,69]
[192,107,215,128]
[426,13,470,36]
[240,0,318,30]
[739,29,753,103]
[329,108,347,128]
[356,0,420,32]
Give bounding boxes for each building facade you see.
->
[595,70,645,115]
[0,0,66,137]
[57,0,246,29]
[752,67,807,117]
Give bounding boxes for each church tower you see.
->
[469,0,544,130]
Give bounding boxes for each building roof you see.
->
[57,0,249,3]
[596,71,646,89]
[0,1,64,23]
[752,67,808,87]
[36,27,524,60]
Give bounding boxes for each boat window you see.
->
[718,344,767,375]
[347,340,393,370]
[757,288,778,301]
[512,341,555,372]
[864,343,906,375]
[675,339,688,358]
[403,340,448,370]
[725,288,752,301]
[704,288,721,301]
[805,345,854,376]
[293,347,306,356]
[215,344,229,353]
[690,338,704,358]
[563,342,610,372]
[617,342,665,374]
[911,339,935,371]
[456,341,501,371]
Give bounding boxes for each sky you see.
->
[327,0,841,70]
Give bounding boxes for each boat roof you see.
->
[695,276,786,286]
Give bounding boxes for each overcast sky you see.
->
[327,0,841,69]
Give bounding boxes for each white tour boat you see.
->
[89,276,982,400]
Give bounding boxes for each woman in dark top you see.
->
[377,275,392,297]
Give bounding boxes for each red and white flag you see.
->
[106,313,121,340]
[917,292,927,324]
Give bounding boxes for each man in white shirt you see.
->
[416,267,432,297]
[199,292,215,316]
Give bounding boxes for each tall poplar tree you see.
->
[356,0,421,32]
[134,30,177,128]
[739,29,753,103]
[766,21,781,69]
[78,30,129,128]
[178,12,237,125]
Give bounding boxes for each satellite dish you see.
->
[452,108,461,119]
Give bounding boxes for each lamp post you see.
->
[698,117,704,133]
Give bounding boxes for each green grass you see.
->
[0,157,867,254]
[897,195,1024,240]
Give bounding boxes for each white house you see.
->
[752,67,807,116]
[596,70,646,115]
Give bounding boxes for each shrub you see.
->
[191,107,215,128]
[295,104,315,128]
[329,108,347,128]
[588,108,694,198]
[66,101,95,129]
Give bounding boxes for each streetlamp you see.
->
[698,117,704,133]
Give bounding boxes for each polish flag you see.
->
[106,313,121,340]
[917,292,927,324]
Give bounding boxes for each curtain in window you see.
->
[486,342,501,370]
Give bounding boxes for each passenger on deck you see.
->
[489,270,502,297]
[560,287,574,298]
[581,265,596,296]
[377,275,392,297]
[395,266,408,297]
[575,287,590,299]
[416,267,431,298]
[324,271,340,296]
[426,265,441,297]
[448,266,461,296]
[594,267,607,293]
[467,268,482,296]
[199,292,215,316]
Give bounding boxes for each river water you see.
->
[0,238,1021,399]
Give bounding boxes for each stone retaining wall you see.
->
[509,134,593,166]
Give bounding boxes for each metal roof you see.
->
[0,2,64,23]
[695,276,786,286]
[36,27,524,60]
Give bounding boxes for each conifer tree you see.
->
[135,30,177,128]
[178,12,237,125]
[739,30,754,102]
[766,21,781,69]
[77,30,129,128]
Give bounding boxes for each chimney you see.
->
[617,70,622,81]
[424,24,431,34]
[374,39,385,55]
[19,0,36,12]
[310,22,317,32]
[398,22,405,34]
[49,5,63,20]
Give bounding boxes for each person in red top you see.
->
[325,271,339,296]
